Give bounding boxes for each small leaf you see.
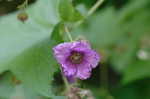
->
[51,22,65,43]
[58,0,83,22]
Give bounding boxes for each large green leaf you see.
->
[0,0,62,97]
[8,38,57,97]
[28,0,60,27]
[0,0,59,73]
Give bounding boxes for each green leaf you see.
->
[58,0,83,22]
[51,22,65,43]
[1,23,64,98]
[0,0,62,97]
[3,23,65,98]
[122,60,150,84]
[8,38,57,97]
[0,0,59,73]
[27,0,60,27]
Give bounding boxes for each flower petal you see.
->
[85,50,100,68]
[53,42,72,64]
[71,41,91,50]
[76,63,92,79]
[62,62,77,76]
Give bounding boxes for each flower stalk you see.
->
[62,72,70,91]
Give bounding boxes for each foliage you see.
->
[0,0,150,99]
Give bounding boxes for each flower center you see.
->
[69,51,84,64]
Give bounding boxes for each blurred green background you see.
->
[0,0,150,99]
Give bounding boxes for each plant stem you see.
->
[24,0,28,8]
[74,0,105,27]
[65,26,73,42]
[17,0,28,10]
[60,68,70,91]
[65,0,105,41]
[87,0,104,16]
[62,75,70,91]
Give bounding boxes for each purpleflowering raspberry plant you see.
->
[53,41,100,80]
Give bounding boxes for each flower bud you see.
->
[17,12,28,22]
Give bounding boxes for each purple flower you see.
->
[53,41,100,80]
